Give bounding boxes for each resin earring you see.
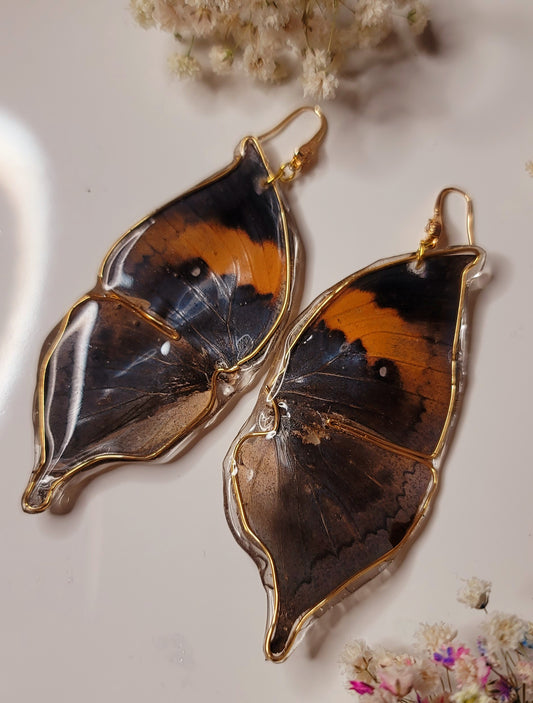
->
[225,188,486,661]
[23,106,327,514]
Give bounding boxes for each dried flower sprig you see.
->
[130,0,430,100]
[340,579,533,703]
[526,161,533,178]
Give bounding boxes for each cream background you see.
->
[0,2,532,701]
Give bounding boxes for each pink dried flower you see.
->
[350,681,375,695]
[454,654,491,689]
[379,663,415,697]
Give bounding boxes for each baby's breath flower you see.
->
[301,49,339,101]
[458,577,492,610]
[515,660,533,698]
[340,639,377,683]
[454,654,491,689]
[242,45,278,83]
[484,612,527,659]
[405,1,430,36]
[130,0,156,28]
[451,683,492,703]
[378,662,415,697]
[416,622,458,654]
[411,659,442,696]
[131,0,432,98]
[168,52,202,79]
[209,45,234,74]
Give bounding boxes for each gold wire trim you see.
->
[229,240,484,661]
[23,135,296,513]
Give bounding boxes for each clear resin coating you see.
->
[225,246,485,661]
[24,138,298,513]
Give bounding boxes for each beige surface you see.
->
[1,2,532,701]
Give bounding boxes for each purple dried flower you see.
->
[490,677,513,702]
[434,646,468,669]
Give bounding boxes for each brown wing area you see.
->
[24,297,214,512]
[234,419,434,660]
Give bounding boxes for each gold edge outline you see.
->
[228,244,484,660]
[23,137,295,513]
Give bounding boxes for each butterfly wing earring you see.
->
[23,106,327,514]
[224,188,486,661]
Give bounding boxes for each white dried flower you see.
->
[451,683,492,703]
[131,0,432,98]
[168,52,202,79]
[339,639,376,683]
[187,6,216,37]
[209,45,234,74]
[454,654,491,690]
[415,622,458,654]
[411,659,442,696]
[130,0,156,28]
[484,612,527,658]
[152,0,184,32]
[357,0,394,26]
[457,577,491,610]
[406,1,430,36]
[242,45,278,83]
[301,49,339,100]
[352,0,393,48]
[516,660,533,698]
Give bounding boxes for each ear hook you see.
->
[258,106,328,185]
[417,187,475,260]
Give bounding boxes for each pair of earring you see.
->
[22,107,485,662]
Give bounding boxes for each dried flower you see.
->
[341,581,532,703]
[130,0,430,98]
[451,683,492,703]
[379,663,415,696]
[516,660,533,698]
[350,680,375,694]
[130,0,156,28]
[168,52,202,80]
[406,1,430,36]
[416,622,458,654]
[301,49,339,101]
[484,613,527,659]
[434,646,469,669]
[454,654,491,689]
[208,45,233,74]
[526,160,533,177]
[458,578,492,610]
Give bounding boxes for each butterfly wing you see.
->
[226,248,484,660]
[24,139,296,512]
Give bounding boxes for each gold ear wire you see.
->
[258,105,328,185]
[417,187,475,260]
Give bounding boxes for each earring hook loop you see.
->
[259,106,327,185]
[417,187,475,260]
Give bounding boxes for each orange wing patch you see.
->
[319,287,452,411]
[127,210,285,298]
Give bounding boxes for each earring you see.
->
[225,188,486,661]
[22,106,327,514]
